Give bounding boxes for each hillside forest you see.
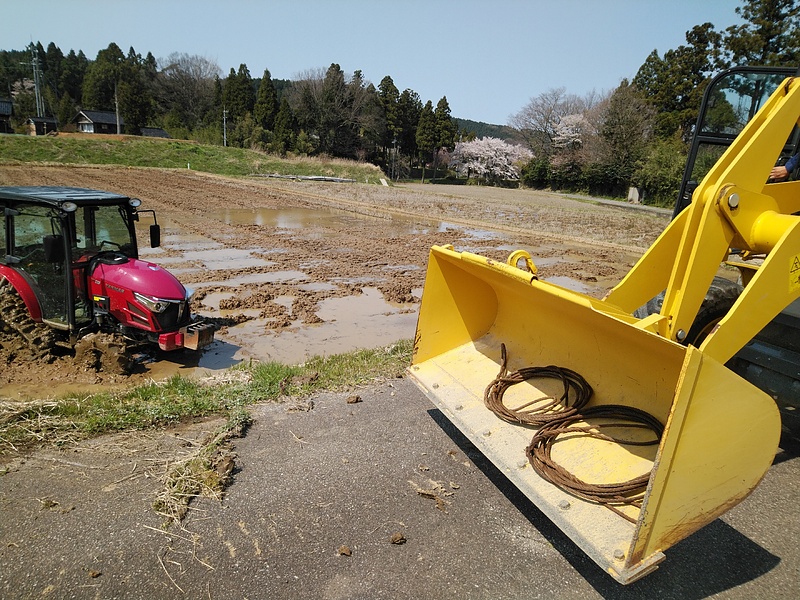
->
[1,0,799,206]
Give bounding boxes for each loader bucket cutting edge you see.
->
[409,245,781,584]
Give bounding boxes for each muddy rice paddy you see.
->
[0,165,670,398]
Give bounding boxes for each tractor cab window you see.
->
[0,207,5,260]
[10,203,67,324]
[71,204,135,259]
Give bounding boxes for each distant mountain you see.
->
[455,118,524,144]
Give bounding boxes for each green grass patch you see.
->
[0,134,387,183]
[0,339,413,455]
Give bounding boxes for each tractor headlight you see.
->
[134,292,171,313]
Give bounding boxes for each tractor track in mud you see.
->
[0,164,670,398]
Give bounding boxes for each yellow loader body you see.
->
[409,75,800,583]
[410,247,778,583]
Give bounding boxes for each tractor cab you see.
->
[2,187,151,332]
[1,186,210,351]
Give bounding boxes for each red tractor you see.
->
[0,186,214,363]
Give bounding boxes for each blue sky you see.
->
[1,0,744,125]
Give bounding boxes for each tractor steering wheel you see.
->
[98,240,122,251]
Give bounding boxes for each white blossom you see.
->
[552,114,591,151]
[450,137,533,181]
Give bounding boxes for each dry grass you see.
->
[153,411,250,525]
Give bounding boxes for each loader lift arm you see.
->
[606,75,800,365]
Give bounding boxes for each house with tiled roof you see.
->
[75,109,123,134]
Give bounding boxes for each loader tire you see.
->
[634,276,742,347]
[0,279,57,360]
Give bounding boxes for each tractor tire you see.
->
[73,332,134,375]
[0,279,57,361]
[634,276,743,347]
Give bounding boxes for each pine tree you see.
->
[633,24,722,138]
[272,97,296,154]
[57,93,75,128]
[254,68,278,131]
[434,96,457,151]
[433,96,457,179]
[82,43,125,111]
[117,47,154,134]
[223,64,255,126]
[60,50,88,105]
[398,89,422,161]
[378,76,400,157]
[723,0,800,66]
[416,100,436,182]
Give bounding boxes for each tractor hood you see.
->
[91,257,188,300]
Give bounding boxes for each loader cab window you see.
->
[691,71,798,184]
[699,71,788,137]
[676,66,799,217]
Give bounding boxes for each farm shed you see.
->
[26,117,58,136]
[0,99,12,134]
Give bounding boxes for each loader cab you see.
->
[0,187,144,333]
[672,67,800,443]
[674,65,800,218]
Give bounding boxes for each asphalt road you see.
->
[1,378,798,599]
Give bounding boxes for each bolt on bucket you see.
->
[408,245,780,584]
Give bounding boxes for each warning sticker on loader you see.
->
[791,255,800,293]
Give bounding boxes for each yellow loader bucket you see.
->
[409,245,780,584]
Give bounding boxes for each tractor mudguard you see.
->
[0,267,43,321]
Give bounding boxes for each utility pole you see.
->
[114,80,121,134]
[223,108,228,147]
[21,43,45,117]
[392,138,398,181]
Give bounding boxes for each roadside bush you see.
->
[632,136,687,207]
[520,157,550,189]
[582,161,632,198]
[549,157,583,192]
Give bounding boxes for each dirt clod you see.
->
[389,532,407,545]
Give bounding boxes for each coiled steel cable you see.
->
[525,404,663,523]
[484,344,593,427]
[483,344,664,523]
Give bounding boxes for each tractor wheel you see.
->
[73,332,134,375]
[634,276,743,347]
[0,279,57,360]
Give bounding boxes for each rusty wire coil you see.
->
[525,404,664,523]
[484,343,593,427]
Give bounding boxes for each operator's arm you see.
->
[771,152,799,181]
[786,152,799,173]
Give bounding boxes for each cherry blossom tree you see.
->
[551,113,592,152]
[450,137,532,184]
